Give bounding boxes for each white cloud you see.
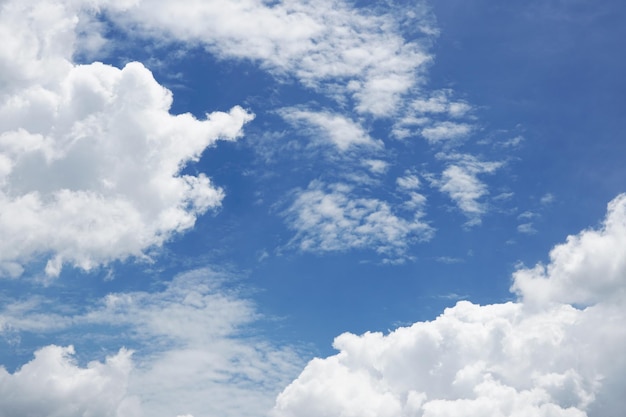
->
[429,155,503,225]
[517,222,538,234]
[106,0,434,117]
[403,192,428,211]
[493,192,514,201]
[541,193,556,205]
[392,91,473,140]
[396,173,421,191]
[279,108,381,152]
[498,135,524,148]
[113,269,303,417]
[512,193,626,307]
[0,268,304,417]
[99,0,506,243]
[0,0,253,277]
[0,345,140,417]
[284,181,433,258]
[421,122,473,144]
[518,210,537,220]
[272,301,613,417]
[410,90,472,118]
[437,164,485,223]
[272,194,626,417]
[363,159,389,175]
[436,256,464,264]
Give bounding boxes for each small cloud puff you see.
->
[541,193,556,205]
[517,222,537,234]
[396,173,421,191]
[421,122,473,144]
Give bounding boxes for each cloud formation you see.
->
[427,154,503,226]
[0,0,253,277]
[272,194,626,417]
[279,108,381,152]
[512,193,626,307]
[0,345,138,417]
[0,268,303,417]
[284,181,433,259]
[108,0,435,117]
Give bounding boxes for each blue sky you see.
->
[0,1,625,416]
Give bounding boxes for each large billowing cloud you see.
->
[272,194,626,417]
[0,0,253,277]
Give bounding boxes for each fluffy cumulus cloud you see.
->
[272,194,626,417]
[284,181,433,259]
[0,345,139,417]
[512,193,626,307]
[0,0,253,277]
[0,268,303,417]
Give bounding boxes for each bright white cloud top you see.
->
[0,0,624,416]
[273,195,626,417]
[1,196,624,416]
[0,1,253,277]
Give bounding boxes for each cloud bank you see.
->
[272,194,626,417]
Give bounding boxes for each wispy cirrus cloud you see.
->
[0,268,304,417]
[106,0,436,118]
